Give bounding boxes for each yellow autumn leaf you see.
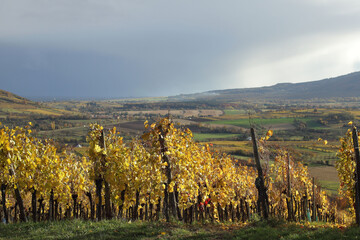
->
[169,181,175,193]
[142,132,150,141]
[94,144,102,153]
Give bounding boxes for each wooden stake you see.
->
[352,127,360,225]
[1,184,9,224]
[312,177,316,221]
[287,153,293,221]
[250,128,269,219]
[99,130,112,220]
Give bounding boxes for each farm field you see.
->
[2,116,345,228]
[308,166,340,195]
[1,95,360,236]
[206,117,327,130]
[192,133,242,141]
[19,100,360,194]
[1,95,359,200]
[189,107,357,197]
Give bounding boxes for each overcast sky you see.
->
[1,0,360,99]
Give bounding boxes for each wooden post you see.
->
[353,127,360,225]
[95,179,103,221]
[31,189,37,222]
[72,193,78,219]
[104,181,112,219]
[14,187,27,222]
[86,192,94,220]
[304,188,311,222]
[99,130,112,220]
[118,188,126,219]
[9,166,27,222]
[287,153,294,221]
[245,199,250,221]
[175,189,182,221]
[132,190,140,221]
[37,198,43,221]
[158,121,177,222]
[49,189,54,220]
[250,128,269,219]
[55,200,59,220]
[312,177,316,221]
[94,130,105,221]
[1,184,9,224]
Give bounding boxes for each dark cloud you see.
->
[1,0,360,98]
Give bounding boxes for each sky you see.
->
[1,0,360,99]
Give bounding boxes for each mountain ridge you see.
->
[171,71,360,101]
[1,71,360,103]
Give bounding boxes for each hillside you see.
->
[0,89,73,118]
[0,89,33,105]
[171,71,360,101]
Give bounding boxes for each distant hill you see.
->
[0,89,72,117]
[0,89,33,105]
[171,71,360,101]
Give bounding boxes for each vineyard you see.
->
[0,118,358,226]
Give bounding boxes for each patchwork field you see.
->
[1,92,358,200]
[309,166,340,195]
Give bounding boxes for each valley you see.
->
[1,72,360,200]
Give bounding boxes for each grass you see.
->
[223,109,247,115]
[206,117,296,128]
[302,119,328,129]
[26,108,65,116]
[318,180,340,195]
[193,133,241,141]
[207,140,252,153]
[206,116,326,130]
[0,219,357,240]
[0,104,74,117]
